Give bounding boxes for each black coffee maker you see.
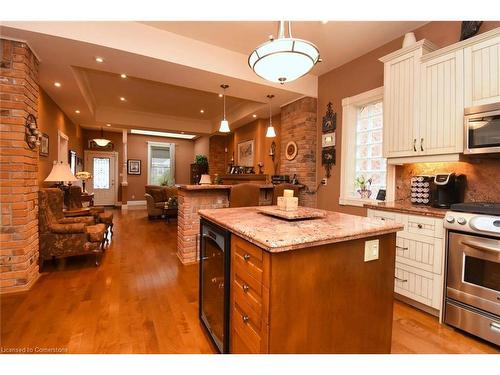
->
[432,173,466,208]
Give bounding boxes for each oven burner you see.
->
[451,202,500,216]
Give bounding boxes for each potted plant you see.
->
[195,155,208,166]
[355,175,373,199]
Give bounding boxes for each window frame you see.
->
[147,141,176,186]
[339,87,395,207]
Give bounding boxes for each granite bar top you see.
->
[363,201,447,218]
[198,206,403,253]
[178,184,274,191]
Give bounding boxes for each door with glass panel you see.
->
[84,151,118,206]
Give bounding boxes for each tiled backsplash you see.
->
[395,158,500,203]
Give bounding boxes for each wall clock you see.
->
[285,141,298,161]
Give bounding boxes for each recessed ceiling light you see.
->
[252,114,257,118]
[200,109,204,114]
[218,93,223,98]
[120,74,127,78]
[75,110,80,114]
[106,123,111,127]
[54,82,61,87]
[120,97,126,102]
[95,57,104,63]
[321,21,329,24]
[131,129,196,140]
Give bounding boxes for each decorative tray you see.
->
[256,206,327,220]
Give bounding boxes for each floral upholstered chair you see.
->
[38,188,106,269]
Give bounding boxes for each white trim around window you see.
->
[147,141,176,185]
[339,86,395,207]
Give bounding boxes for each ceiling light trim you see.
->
[130,129,196,140]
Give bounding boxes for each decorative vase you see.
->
[357,189,372,199]
[402,32,417,48]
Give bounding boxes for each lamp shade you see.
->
[265,125,276,138]
[93,138,111,147]
[199,174,212,185]
[45,161,78,183]
[219,120,230,133]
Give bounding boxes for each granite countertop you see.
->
[198,206,404,253]
[363,201,448,218]
[179,184,274,191]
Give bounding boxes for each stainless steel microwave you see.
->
[464,102,500,154]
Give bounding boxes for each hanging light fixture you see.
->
[92,126,111,147]
[266,94,276,138]
[219,84,230,133]
[248,21,321,84]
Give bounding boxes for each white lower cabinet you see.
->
[367,209,445,313]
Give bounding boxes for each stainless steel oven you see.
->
[444,207,500,346]
[464,103,500,154]
[199,219,231,353]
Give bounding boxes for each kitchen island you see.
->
[198,206,404,354]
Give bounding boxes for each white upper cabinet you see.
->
[380,41,437,158]
[380,27,500,163]
[464,34,500,107]
[419,50,464,155]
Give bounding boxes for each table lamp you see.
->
[199,174,212,185]
[75,171,92,193]
[45,161,78,187]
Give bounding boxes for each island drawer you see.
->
[231,301,268,354]
[233,264,269,320]
[232,235,269,287]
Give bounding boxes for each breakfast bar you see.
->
[198,206,404,353]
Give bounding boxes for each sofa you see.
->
[144,185,178,219]
[38,188,106,269]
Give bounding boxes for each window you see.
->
[340,87,394,206]
[93,157,110,189]
[147,142,175,185]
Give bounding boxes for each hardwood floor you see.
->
[1,208,498,354]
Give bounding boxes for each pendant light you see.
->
[219,84,230,133]
[93,126,111,147]
[249,21,321,84]
[265,94,276,138]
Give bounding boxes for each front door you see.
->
[85,151,118,206]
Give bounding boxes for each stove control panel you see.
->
[444,211,500,238]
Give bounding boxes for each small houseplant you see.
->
[355,175,373,199]
[195,155,208,166]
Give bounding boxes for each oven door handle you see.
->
[461,240,499,254]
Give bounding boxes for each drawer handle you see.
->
[395,276,408,283]
[417,224,423,229]
[243,253,251,261]
[490,322,500,333]
[380,217,385,221]
[242,315,250,324]
[420,138,424,152]
[396,246,409,251]
[242,283,250,293]
[413,138,417,152]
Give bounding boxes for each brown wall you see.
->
[224,114,281,176]
[37,88,83,185]
[82,130,194,202]
[316,21,500,216]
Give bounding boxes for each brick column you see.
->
[0,39,40,293]
[208,135,226,179]
[280,97,317,207]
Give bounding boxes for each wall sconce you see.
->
[25,113,41,149]
[269,141,276,162]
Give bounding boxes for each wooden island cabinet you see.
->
[199,206,403,354]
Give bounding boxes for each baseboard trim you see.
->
[127,200,146,206]
[395,292,440,317]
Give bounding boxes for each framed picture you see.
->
[322,146,336,165]
[39,133,49,157]
[127,159,141,175]
[237,139,254,167]
[322,132,335,148]
[322,102,336,133]
[68,150,77,175]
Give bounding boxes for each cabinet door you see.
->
[419,50,464,155]
[464,35,500,107]
[383,51,421,158]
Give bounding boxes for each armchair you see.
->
[38,188,106,269]
[145,185,178,219]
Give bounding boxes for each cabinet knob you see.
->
[243,253,251,261]
[242,315,250,324]
[413,138,417,152]
[242,284,250,293]
[417,223,423,229]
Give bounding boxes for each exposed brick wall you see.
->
[279,97,317,207]
[208,135,227,179]
[0,39,40,293]
[177,189,229,264]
